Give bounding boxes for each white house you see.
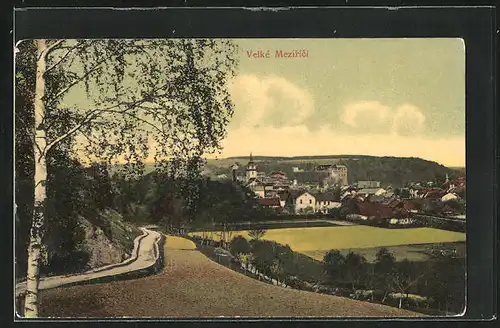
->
[315,193,341,214]
[291,191,316,214]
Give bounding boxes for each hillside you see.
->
[39,236,422,318]
[203,155,456,188]
[116,155,458,188]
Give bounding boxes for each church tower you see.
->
[246,153,257,182]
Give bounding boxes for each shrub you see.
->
[323,250,346,280]
[229,235,251,256]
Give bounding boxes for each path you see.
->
[39,235,421,318]
[16,228,162,298]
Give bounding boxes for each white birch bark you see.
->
[24,40,48,318]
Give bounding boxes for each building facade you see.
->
[289,191,317,214]
[315,164,348,186]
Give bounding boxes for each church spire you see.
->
[249,152,253,163]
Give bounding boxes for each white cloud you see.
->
[229,74,314,127]
[217,125,465,167]
[340,100,427,136]
[341,101,391,128]
[391,103,426,136]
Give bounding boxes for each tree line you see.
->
[322,248,465,314]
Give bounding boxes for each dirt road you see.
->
[39,235,422,318]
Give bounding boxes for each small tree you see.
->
[248,229,266,240]
[270,258,285,285]
[343,252,368,296]
[328,207,341,218]
[229,235,251,257]
[373,247,397,302]
[323,249,346,281]
[390,259,424,309]
[250,240,274,278]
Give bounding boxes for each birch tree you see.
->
[15,38,238,317]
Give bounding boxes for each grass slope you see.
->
[39,236,422,318]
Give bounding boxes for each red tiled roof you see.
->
[256,198,281,207]
[402,201,418,211]
[356,202,394,218]
[386,199,401,208]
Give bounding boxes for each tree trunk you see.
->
[24,39,48,318]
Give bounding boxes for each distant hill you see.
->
[113,155,459,188]
[204,155,457,188]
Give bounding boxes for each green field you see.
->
[303,242,466,262]
[189,226,466,261]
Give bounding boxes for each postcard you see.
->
[14,38,466,318]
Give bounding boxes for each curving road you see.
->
[39,235,422,318]
[16,228,162,298]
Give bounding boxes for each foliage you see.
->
[342,157,454,187]
[15,40,88,276]
[420,254,466,313]
[42,152,90,275]
[444,199,465,213]
[323,247,465,313]
[229,235,251,256]
[296,206,314,215]
[249,239,324,283]
[343,252,369,291]
[16,38,239,317]
[323,250,345,280]
[142,174,260,231]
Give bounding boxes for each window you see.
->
[300,199,303,204]
[309,199,312,204]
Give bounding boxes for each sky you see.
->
[60,38,465,167]
[218,38,465,167]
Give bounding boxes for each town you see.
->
[220,154,466,228]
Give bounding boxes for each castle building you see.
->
[315,164,348,186]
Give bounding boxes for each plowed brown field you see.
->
[39,235,423,318]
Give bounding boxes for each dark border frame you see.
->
[6,5,497,324]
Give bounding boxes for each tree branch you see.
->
[44,96,154,155]
[37,40,65,61]
[46,40,65,53]
[47,58,106,104]
[46,46,129,104]
[44,43,83,76]
[44,75,173,156]
[43,108,102,155]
